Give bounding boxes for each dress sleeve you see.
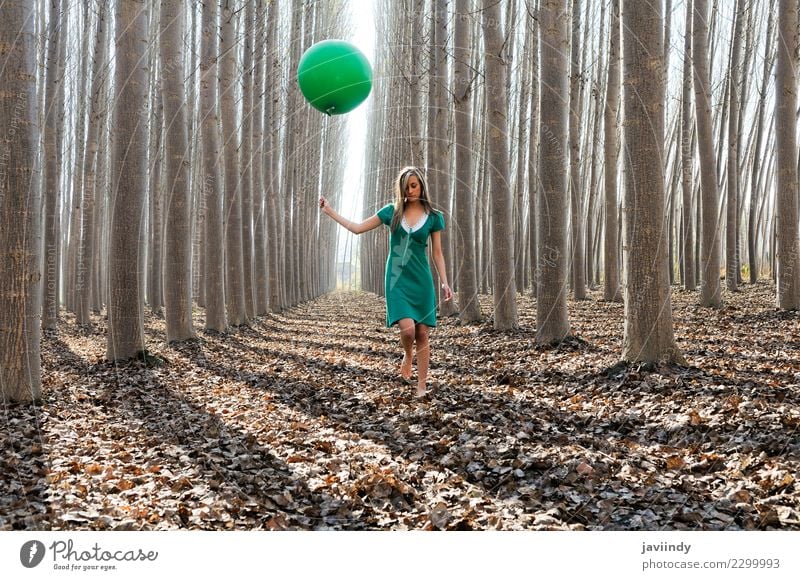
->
[430,210,445,233]
[376,203,395,226]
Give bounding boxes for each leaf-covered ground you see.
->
[2,282,799,530]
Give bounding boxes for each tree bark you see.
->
[527,10,540,299]
[265,0,282,312]
[200,0,226,331]
[603,0,622,302]
[429,0,455,317]
[569,0,586,300]
[160,0,195,342]
[621,0,682,364]
[726,0,745,291]
[681,0,696,291]
[693,0,722,307]
[453,0,481,322]
[253,1,269,316]
[536,0,572,344]
[240,0,255,319]
[0,0,41,402]
[220,0,247,325]
[42,0,65,330]
[483,0,518,330]
[107,0,148,360]
[77,0,109,326]
[775,0,800,308]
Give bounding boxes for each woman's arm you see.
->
[319,197,382,234]
[430,231,454,301]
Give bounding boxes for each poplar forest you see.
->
[1,0,799,531]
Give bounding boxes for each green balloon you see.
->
[297,40,372,115]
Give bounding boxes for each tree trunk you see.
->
[527,11,540,299]
[586,0,605,291]
[536,0,572,344]
[220,0,247,325]
[621,0,682,364]
[726,0,745,291]
[681,0,696,291]
[253,1,269,316]
[603,0,622,302]
[483,0,518,330]
[569,0,586,300]
[429,0,455,317]
[240,0,255,320]
[107,0,148,361]
[200,0,226,331]
[265,0,281,312]
[693,0,722,307]
[42,0,65,330]
[77,0,108,326]
[0,0,40,403]
[775,0,800,308]
[147,22,164,316]
[66,3,90,316]
[453,0,481,322]
[514,5,531,292]
[160,0,194,342]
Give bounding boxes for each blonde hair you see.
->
[390,166,434,232]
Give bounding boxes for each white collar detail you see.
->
[401,211,429,233]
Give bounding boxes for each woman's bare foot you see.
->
[415,384,427,398]
[400,353,413,381]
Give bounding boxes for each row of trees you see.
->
[358,0,800,356]
[1,0,350,403]
[2,0,800,404]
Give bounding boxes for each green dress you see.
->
[376,203,445,328]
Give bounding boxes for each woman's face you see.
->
[405,175,421,202]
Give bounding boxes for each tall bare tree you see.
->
[264,0,282,312]
[146,6,164,316]
[65,2,90,317]
[693,0,722,307]
[621,0,682,364]
[680,0,696,291]
[537,0,572,344]
[42,0,65,330]
[775,0,800,308]
[429,0,455,316]
[200,0,226,331]
[252,1,269,316]
[220,0,247,326]
[726,0,745,291]
[453,0,481,322]
[160,0,194,341]
[526,10,540,300]
[569,0,587,300]
[240,0,255,320]
[1,0,41,402]
[482,0,518,330]
[107,0,149,360]
[603,0,622,302]
[76,0,109,326]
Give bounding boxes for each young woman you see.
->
[319,166,453,398]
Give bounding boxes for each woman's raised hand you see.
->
[318,196,329,213]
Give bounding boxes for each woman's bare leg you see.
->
[397,318,415,380]
[414,323,430,397]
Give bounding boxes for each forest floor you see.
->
[2,281,799,530]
